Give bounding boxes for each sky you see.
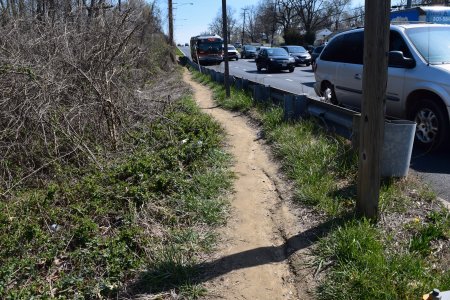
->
[156,0,366,44]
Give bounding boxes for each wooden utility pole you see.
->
[168,0,175,62]
[356,0,391,219]
[222,0,230,97]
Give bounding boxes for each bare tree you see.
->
[254,1,279,44]
[275,0,299,37]
[208,6,237,41]
[325,0,351,31]
[292,0,328,34]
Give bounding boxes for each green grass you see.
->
[316,219,450,300]
[0,97,233,298]
[176,47,184,57]
[190,67,253,112]
[188,66,450,299]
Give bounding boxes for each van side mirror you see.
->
[388,51,416,69]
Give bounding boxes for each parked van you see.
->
[314,24,450,150]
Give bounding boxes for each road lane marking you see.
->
[285,79,293,82]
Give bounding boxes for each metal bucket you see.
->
[381,119,416,177]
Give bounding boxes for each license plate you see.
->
[282,63,287,67]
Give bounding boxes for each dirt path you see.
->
[183,70,313,300]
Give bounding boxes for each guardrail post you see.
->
[242,78,249,91]
[235,77,243,90]
[229,75,236,87]
[293,95,309,119]
[216,72,224,83]
[283,95,294,120]
[284,95,309,120]
[253,84,270,103]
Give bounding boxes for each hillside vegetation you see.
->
[0,3,233,298]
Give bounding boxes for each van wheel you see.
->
[410,98,450,151]
[321,82,338,105]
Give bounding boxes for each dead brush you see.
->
[0,6,173,195]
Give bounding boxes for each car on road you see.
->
[185,43,189,47]
[255,47,295,73]
[241,45,257,59]
[226,45,240,60]
[281,45,311,66]
[314,24,450,150]
[255,46,270,59]
[311,45,325,71]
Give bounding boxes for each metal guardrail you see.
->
[182,57,358,140]
[181,57,416,177]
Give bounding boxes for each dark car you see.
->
[255,46,270,59]
[311,45,325,71]
[185,43,189,47]
[281,45,312,66]
[255,47,295,72]
[241,45,257,59]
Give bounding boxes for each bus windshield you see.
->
[197,41,223,53]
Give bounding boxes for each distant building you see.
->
[391,6,450,24]
[314,28,333,46]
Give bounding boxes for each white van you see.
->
[314,24,450,150]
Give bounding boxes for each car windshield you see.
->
[405,26,450,64]
[286,46,306,53]
[245,45,256,50]
[267,48,288,56]
[228,46,236,50]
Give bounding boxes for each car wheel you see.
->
[321,82,338,105]
[236,57,239,61]
[410,97,450,151]
[257,65,262,72]
[289,67,294,73]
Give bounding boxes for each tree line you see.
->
[207,0,448,46]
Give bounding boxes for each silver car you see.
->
[314,24,450,150]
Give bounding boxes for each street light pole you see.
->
[222,0,230,98]
[241,8,248,46]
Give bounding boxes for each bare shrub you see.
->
[0,5,175,193]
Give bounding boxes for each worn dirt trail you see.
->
[183,70,311,300]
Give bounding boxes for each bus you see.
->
[189,34,223,65]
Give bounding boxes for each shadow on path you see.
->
[126,213,353,296]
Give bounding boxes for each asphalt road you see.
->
[179,46,450,205]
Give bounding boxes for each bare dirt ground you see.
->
[183,69,318,300]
